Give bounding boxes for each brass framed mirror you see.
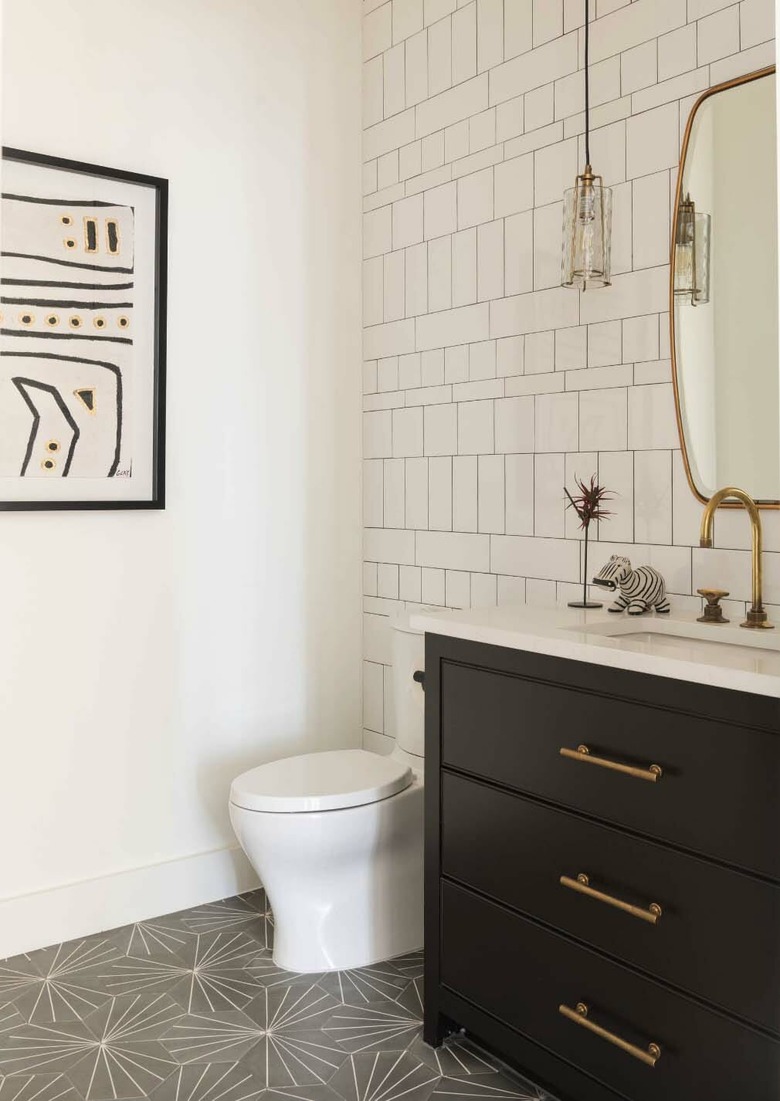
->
[671,66,778,507]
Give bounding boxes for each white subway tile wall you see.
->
[362,0,776,745]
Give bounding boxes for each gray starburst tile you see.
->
[67,1040,176,1100]
[80,992,184,1044]
[407,1036,499,1079]
[125,922,195,964]
[39,998,179,1101]
[0,1072,84,1101]
[0,892,551,1101]
[93,958,186,1001]
[0,1003,26,1035]
[323,1002,421,1055]
[0,938,122,1026]
[0,960,42,1004]
[244,956,307,991]
[162,986,346,1088]
[318,966,407,1008]
[329,1051,439,1101]
[161,1011,264,1066]
[432,1074,547,1101]
[242,987,340,1037]
[394,980,422,1020]
[238,1030,349,1089]
[385,954,423,982]
[100,932,265,1013]
[179,895,273,950]
[147,1061,267,1101]
[0,1019,97,1077]
[258,1086,345,1101]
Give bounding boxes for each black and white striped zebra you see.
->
[593,555,670,616]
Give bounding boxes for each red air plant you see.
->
[564,474,613,531]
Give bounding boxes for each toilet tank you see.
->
[390,610,427,758]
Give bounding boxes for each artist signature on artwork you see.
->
[115,468,132,477]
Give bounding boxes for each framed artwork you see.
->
[0,148,167,509]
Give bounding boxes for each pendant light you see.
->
[674,193,711,306]
[561,0,613,290]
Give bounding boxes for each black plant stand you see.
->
[568,527,602,609]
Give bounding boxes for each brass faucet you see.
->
[699,487,773,630]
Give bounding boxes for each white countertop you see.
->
[408,603,780,699]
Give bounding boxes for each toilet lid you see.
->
[229,749,413,813]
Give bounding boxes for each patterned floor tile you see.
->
[0,938,122,1026]
[0,1018,98,1077]
[393,980,422,1020]
[67,1041,176,1100]
[161,1011,266,1066]
[0,1072,84,1101]
[0,960,43,1004]
[407,1036,500,1079]
[237,1029,349,1090]
[100,932,265,1013]
[246,958,321,992]
[432,1073,547,1101]
[146,1061,267,1101]
[384,955,423,982]
[317,965,407,1008]
[124,923,195,965]
[243,987,341,1037]
[0,893,554,1101]
[0,994,182,1098]
[329,1051,439,1101]
[0,1004,26,1036]
[323,1002,421,1055]
[257,1088,345,1101]
[177,895,273,951]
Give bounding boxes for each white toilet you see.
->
[229,610,425,973]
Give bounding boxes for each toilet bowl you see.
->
[229,610,426,973]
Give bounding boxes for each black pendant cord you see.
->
[584,0,590,166]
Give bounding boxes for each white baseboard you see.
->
[0,846,261,959]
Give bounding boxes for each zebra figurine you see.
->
[593,555,670,616]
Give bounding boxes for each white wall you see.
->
[0,0,363,957]
[361,0,777,751]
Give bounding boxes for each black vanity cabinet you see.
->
[423,634,780,1101]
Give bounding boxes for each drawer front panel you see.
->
[442,772,780,1034]
[440,660,780,879]
[441,881,780,1101]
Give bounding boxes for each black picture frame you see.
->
[0,147,168,510]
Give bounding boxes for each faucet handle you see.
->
[697,588,729,624]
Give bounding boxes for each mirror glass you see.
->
[673,69,779,503]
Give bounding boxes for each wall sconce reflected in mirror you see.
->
[674,194,711,306]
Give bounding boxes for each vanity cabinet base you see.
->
[424,633,780,1101]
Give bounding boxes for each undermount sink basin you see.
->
[560,616,780,675]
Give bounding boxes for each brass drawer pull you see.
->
[560,744,663,783]
[560,873,662,925]
[559,1002,662,1067]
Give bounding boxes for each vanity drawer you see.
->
[440,660,780,879]
[441,772,780,1034]
[440,880,780,1101]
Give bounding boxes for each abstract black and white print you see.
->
[0,150,166,509]
[0,891,553,1101]
[0,193,134,479]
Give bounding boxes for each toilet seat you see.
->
[230,749,412,814]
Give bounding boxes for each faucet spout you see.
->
[699,487,773,629]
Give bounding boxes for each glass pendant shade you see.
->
[674,194,711,305]
[561,166,613,290]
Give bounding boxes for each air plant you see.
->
[564,474,613,608]
[564,473,613,530]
